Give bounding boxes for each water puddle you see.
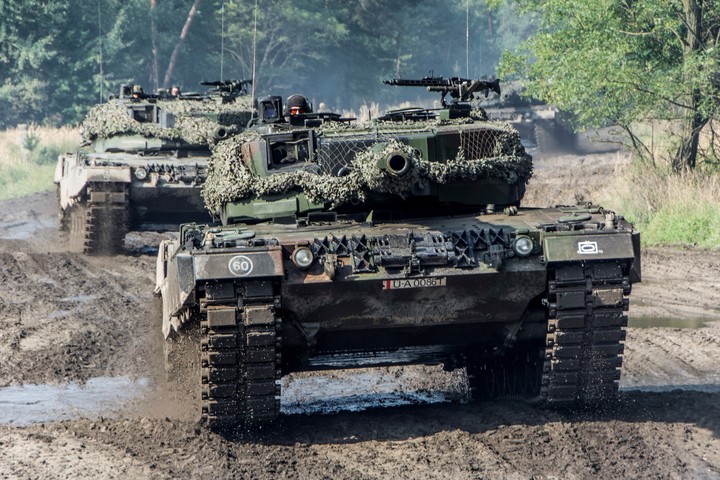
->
[628,316,718,329]
[0,218,56,240]
[0,377,150,426]
[281,367,466,416]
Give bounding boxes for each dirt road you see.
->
[1,154,720,479]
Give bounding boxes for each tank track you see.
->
[64,182,128,255]
[200,283,282,430]
[541,261,631,405]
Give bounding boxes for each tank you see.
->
[155,78,641,430]
[480,81,578,154]
[54,80,253,254]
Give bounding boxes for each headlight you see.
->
[513,236,534,257]
[134,167,148,180]
[292,246,314,269]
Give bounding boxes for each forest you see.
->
[0,0,533,128]
[4,0,720,173]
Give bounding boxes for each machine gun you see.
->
[383,76,501,107]
[201,79,252,97]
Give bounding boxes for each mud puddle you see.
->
[0,377,150,425]
[0,218,56,239]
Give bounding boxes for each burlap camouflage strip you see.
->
[81,98,253,144]
[202,124,532,213]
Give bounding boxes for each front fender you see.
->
[157,241,197,338]
[543,232,639,283]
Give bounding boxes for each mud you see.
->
[2,153,720,479]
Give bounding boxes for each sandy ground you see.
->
[1,151,720,479]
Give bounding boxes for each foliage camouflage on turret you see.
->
[81,98,253,145]
[202,121,532,213]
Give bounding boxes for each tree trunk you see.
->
[162,0,202,89]
[675,89,706,171]
[674,0,704,172]
[150,0,159,91]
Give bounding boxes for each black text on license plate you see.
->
[383,277,447,290]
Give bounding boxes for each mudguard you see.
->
[157,242,284,338]
[543,233,636,263]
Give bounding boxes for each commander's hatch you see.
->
[263,130,316,173]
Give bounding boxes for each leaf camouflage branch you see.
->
[81,98,253,145]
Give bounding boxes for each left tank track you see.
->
[200,281,282,431]
[62,182,129,255]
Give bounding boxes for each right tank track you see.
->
[542,260,631,405]
[200,282,282,430]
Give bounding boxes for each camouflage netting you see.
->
[81,98,253,145]
[202,122,532,213]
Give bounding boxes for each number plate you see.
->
[382,277,447,290]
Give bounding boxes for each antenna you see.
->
[220,0,225,80]
[465,0,469,78]
[250,0,258,107]
[98,0,104,102]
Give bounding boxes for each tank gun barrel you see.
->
[212,125,240,141]
[376,148,412,177]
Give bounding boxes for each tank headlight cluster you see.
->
[291,246,314,269]
[134,167,148,180]
[513,235,534,257]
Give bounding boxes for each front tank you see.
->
[156,81,641,430]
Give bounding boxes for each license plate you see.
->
[382,277,447,290]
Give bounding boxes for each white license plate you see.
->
[382,277,447,290]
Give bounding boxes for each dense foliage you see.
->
[499,0,720,170]
[0,0,533,128]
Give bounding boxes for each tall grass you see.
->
[603,159,720,249]
[0,125,79,200]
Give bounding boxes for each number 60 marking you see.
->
[228,255,254,276]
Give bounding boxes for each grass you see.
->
[603,158,720,249]
[0,125,79,200]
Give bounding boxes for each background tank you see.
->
[54,80,252,254]
[480,81,578,154]
[156,78,641,430]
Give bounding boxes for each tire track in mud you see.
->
[0,430,159,480]
[0,250,162,386]
[623,325,720,388]
[2,190,720,479]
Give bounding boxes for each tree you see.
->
[0,1,67,127]
[0,0,536,126]
[498,0,720,171]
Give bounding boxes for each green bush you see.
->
[643,203,720,248]
[0,163,56,200]
[604,158,720,249]
[29,144,71,165]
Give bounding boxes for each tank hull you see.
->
[157,206,640,427]
[55,151,212,253]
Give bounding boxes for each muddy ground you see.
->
[1,149,720,479]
